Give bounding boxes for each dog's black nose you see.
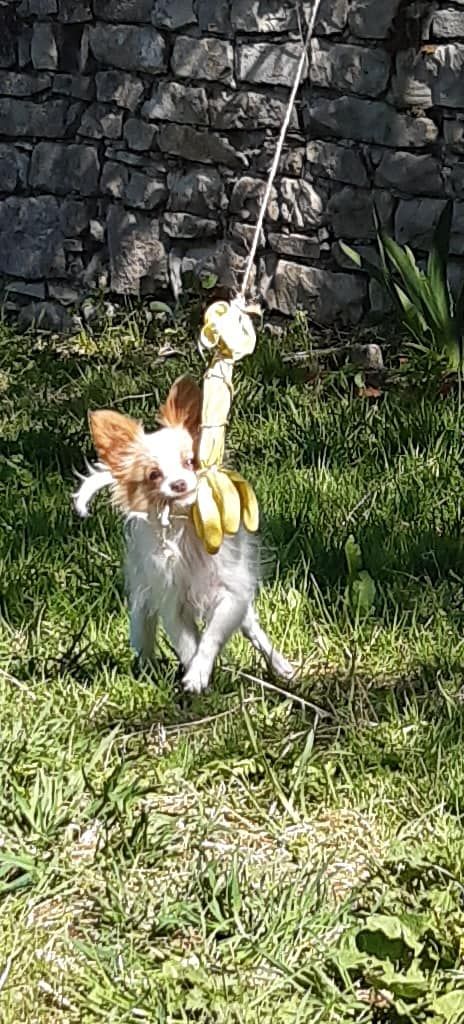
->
[171,479,188,495]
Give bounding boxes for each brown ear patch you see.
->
[89,410,142,474]
[158,376,203,439]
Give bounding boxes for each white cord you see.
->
[238,0,323,303]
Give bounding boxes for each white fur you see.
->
[74,447,294,694]
[73,462,114,517]
[124,510,294,692]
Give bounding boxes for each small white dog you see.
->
[74,376,294,694]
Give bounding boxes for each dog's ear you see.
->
[159,376,203,439]
[89,410,142,472]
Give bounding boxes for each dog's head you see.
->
[89,376,202,515]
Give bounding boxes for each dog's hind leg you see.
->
[241,605,294,680]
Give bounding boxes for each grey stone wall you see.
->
[1,0,463,326]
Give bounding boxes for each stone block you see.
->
[157,125,247,169]
[172,37,233,84]
[210,90,297,130]
[101,160,129,198]
[53,74,94,100]
[444,117,464,152]
[182,241,249,293]
[0,8,16,69]
[197,0,230,32]
[79,103,123,140]
[0,98,69,137]
[31,24,58,70]
[237,42,304,86]
[375,151,443,195]
[4,279,46,300]
[306,140,368,186]
[124,118,156,151]
[48,282,81,304]
[125,171,167,210]
[60,198,89,234]
[143,82,208,125]
[348,0,401,39]
[395,198,447,250]
[89,25,166,74]
[18,30,32,70]
[164,212,217,237]
[268,233,321,260]
[0,196,64,278]
[328,186,394,239]
[18,301,80,334]
[0,145,19,192]
[310,40,390,97]
[107,205,168,292]
[231,0,298,32]
[230,177,279,222]
[267,260,366,322]
[27,0,58,12]
[306,96,438,147]
[0,72,51,96]
[394,45,464,110]
[280,179,326,230]
[152,0,196,29]
[58,0,92,21]
[452,204,464,255]
[93,0,153,20]
[396,201,464,256]
[432,9,464,38]
[315,0,349,34]
[231,0,347,33]
[449,163,464,197]
[96,71,144,110]
[167,167,225,215]
[30,142,100,196]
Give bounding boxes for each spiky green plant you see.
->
[341,200,464,372]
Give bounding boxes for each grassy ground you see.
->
[1,310,464,1022]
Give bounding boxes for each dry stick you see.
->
[238,0,323,303]
[226,666,330,718]
[165,697,258,734]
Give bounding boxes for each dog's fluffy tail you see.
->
[73,462,113,517]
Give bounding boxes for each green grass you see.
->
[2,311,464,1022]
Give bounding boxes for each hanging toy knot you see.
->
[191,298,260,554]
[199,299,257,362]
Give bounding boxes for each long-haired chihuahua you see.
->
[74,376,294,694]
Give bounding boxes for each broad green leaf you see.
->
[200,273,218,290]
[356,914,422,961]
[339,240,362,267]
[382,233,432,320]
[382,232,452,346]
[350,571,376,615]
[432,990,464,1020]
[368,961,428,999]
[393,284,428,343]
[453,277,464,371]
[339,241,388,289]
[345,535,362,578]
[427,200,453,324]
[149,300,174,317]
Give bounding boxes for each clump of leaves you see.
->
[336,910,464,1020]
[344,535,376,618]
[341,201,464,372]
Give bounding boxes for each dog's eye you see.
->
[148,468,162,483]
[184,457,195,469]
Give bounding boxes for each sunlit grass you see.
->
[1,314,464,1021]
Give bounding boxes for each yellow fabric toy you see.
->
[191,299,260,554]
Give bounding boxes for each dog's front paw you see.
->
[269,651,296,681]
[182,659,211,695]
